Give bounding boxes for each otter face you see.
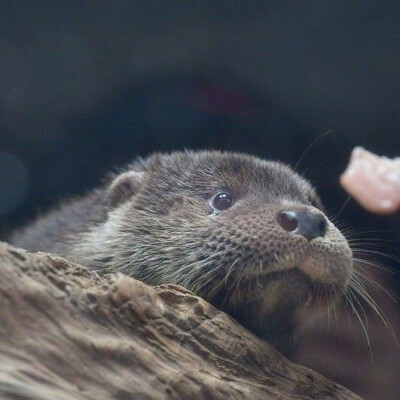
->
[84,151,353,352]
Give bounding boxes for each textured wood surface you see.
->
[0,242,361,400]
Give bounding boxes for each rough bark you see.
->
[0,242,361,400]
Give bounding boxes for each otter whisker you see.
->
[332,286,342,336]
[345,289,372,359]
[232,261,246,296]
[345,229,394,237]
[353,269,398,303]
[348,242,398,253]
[331,195,352,220]
[343,293,353,331]
[348,274,398,347]
[353,256,396,275]
[193,257,240,298]
[326,287,332,328]
[181,259,225,292]
[209,257,244,302]
[294,129,332,171]
[217,256,244,304]
[353,248,400,264]
[224,257,241,286]
[348,280,370,330]
[347,237,395,244]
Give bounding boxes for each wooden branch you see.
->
[0,242,361,400]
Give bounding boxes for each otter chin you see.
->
[10,151,353,355]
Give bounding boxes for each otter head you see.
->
[81,151,353,354]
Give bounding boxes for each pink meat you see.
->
[340,147,400,215]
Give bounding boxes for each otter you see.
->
[10,151,353,354]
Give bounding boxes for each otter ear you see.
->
[106,171,146,208]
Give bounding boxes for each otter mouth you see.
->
[259,266,345,308]
[301,278,343,307]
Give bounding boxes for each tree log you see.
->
[0,242,361,400]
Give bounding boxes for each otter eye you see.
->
[210,191,234,211]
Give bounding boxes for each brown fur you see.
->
[10,151,353,354]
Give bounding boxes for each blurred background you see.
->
[1,1,399,399]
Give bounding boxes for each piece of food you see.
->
[340,147,400,215]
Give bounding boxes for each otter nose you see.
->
[277,210,327,241]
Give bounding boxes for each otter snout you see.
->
[277,210,327,241]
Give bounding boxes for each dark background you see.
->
[2,1,400,258]
[1,2,400,398]
[0,6,400,281]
